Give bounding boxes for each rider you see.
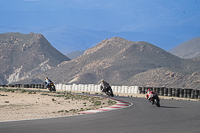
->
[99,79,110,93]
[146,89,157,104]
[45,77,52,90]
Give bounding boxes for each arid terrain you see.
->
[0,88,115,122]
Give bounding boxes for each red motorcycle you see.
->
[147,91,160,107]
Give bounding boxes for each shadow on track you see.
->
[159,106,181,109]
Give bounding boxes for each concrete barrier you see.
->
[184,89,187,98]
[168,88,172,97]
[191,90,195,99]
[138,87,142,94]
[180,89,184,98]
[51,84,140,95]
[195,90,199,99]
[156,87,160,95]
[23,84,29,88]
[1,83,200,99]
[164,88,168,96]
[142,87,145,94]
[187,89,192,98]
[175,88,179,97]
[160,87,164,96]
[172,88,175,97]
[35,84,38,88]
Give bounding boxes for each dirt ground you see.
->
[1,87,198,122]
[0,88,115,122]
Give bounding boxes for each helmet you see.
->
[45,77,48,79]
[147,89,151,91]
[99,79,104,84]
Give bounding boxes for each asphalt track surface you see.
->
[1,95,200,133]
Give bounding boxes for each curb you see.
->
[78,98,132,114]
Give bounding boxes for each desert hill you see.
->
[0,32,70,84]
[66,50,85,59]
[22,37,200,89]
[169,37,200,59]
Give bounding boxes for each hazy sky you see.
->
[0,0,200,53]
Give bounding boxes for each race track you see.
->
[1,95,200,133]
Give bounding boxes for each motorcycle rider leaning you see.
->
[45,77,52,90]
[146,89,157,104]
[99,79,110,93]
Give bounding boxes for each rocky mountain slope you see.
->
[169,37,200,59]
[23,37,200,89]
[66,50,85,59]
[0,32,70,84]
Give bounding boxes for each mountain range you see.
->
[1,32,200,89]
[40,26,182,54]
[15,36,200,90]
[169,37,200,59]
[0,32,70,84]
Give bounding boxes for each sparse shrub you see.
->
[108,100,117,105]
[80,108,84,111]
[94,101,101,106]
[52,98,56,101]
[41,93,48,96]
[0,94,7,96]
[70,109,76,113]
[55,94,64,97]
[58,110,64,113]
[28,91,37,94]
[21,89,26,93]
[0,88,15,92]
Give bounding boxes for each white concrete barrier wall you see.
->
[55,84,140,94]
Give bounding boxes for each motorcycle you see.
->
[148,93,160,107]
[45,82,56,92]
[103,86,114,97]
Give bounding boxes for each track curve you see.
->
[1,96,200,133]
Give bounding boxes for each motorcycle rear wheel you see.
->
[155,97,160,107]
[108,89,114,97]
[51,86,56,92]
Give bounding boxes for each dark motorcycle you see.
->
[148,94,160,107]
[104,86,114,97]
[45,82,56,92]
